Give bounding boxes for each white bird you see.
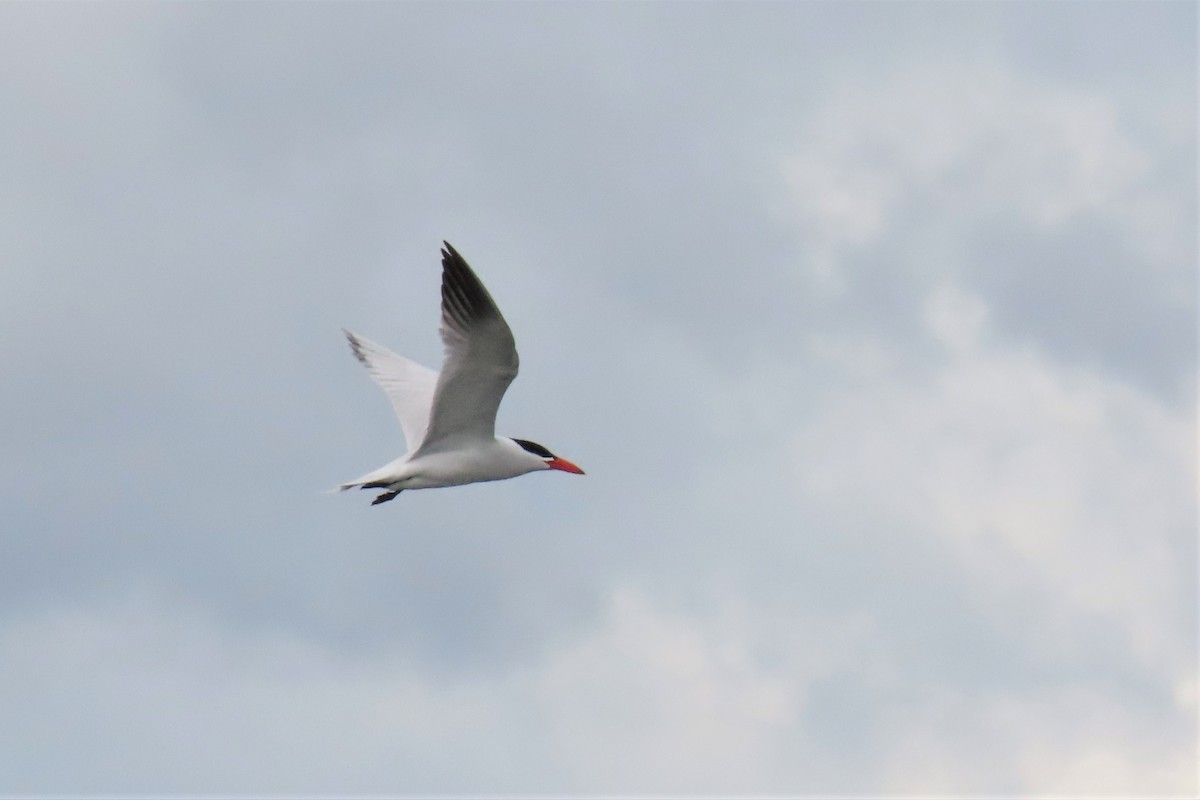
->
[339,241,584,505]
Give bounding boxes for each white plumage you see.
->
[339,242,583,505]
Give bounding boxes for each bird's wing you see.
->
[416,242,519,453]
[344,329,439,452]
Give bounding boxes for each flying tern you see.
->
[339,242,584,505]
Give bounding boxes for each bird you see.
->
[338,241,584,506]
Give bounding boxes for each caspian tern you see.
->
[339,242,584,505]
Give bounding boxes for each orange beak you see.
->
[547,457,585,474]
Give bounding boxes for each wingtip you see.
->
[342,329,369,365]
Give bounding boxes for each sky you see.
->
[0,1,1195,796]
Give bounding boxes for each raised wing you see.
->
[344,329,439,452]
[416,242,519,452]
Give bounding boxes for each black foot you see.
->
[371,490,402,506]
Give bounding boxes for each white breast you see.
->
[396,438,542,489]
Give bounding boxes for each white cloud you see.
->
[0,595,513,793]
[677,268,1195,795]
[533,587,880,793]
[787,279,1196,793]
[781,63,1160,284]
[880,684,1197,796]
[798,281,1194,660]
[0,585,885,794]
[924,279,989,353]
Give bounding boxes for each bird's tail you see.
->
[330,477,397,492]
[326,478,403,506]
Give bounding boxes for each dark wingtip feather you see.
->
[438,241,497,327]
[343,329,370,367]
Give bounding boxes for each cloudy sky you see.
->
[1,2,1195,796]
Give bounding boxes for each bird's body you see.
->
[348,437,559,491]
[339,242,583,505]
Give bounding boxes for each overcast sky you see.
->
[1,2,1195,796]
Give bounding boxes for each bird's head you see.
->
[511,438,585,474]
